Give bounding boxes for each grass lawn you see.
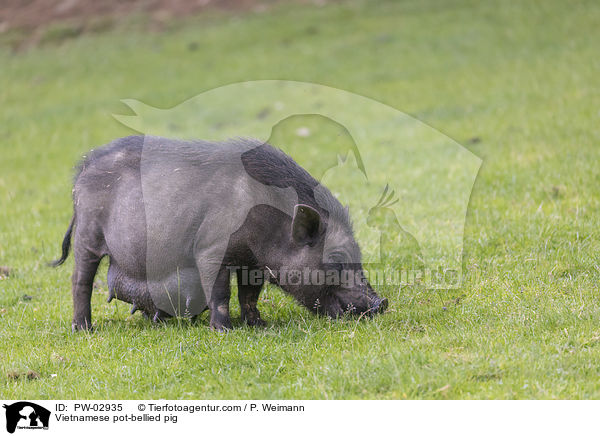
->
[1,0,599,399]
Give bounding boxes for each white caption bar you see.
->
[0,400,595,436]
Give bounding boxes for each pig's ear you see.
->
[292,204,323,245]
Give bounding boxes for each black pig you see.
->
[52,136,387,331]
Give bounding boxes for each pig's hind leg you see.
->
[70,227,104,331]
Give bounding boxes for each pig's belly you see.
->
[146,266,208,317]
[108,261,208,318]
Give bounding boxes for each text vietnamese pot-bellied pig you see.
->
[52,136,388,331]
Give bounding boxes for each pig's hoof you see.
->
[244,317,267,327]
[210,319,232,332]
[71,319,93,332]
[242,308,266,327]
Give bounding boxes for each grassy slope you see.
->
[1,0,599,399]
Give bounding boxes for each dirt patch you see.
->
[6,369,40,381]
[1,0,265,31]
[0,0,317,49]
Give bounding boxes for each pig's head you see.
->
[276,203,388,318]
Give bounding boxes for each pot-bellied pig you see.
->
[52,136,388,331]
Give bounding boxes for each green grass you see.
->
[1,0,599,399]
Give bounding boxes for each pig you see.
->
[52,135,388,331]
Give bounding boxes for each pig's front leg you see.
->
[208,266,232,332]
[237,272,266,327]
